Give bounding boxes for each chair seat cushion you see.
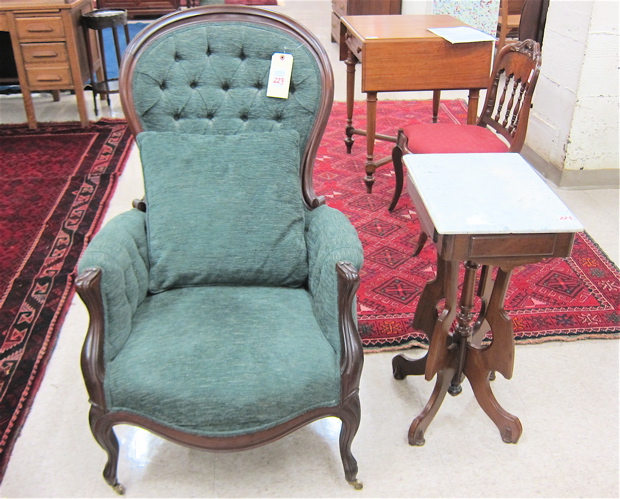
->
[137,130,308,293]
[104,285,340,437]
[403,123,510,154]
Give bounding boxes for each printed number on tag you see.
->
[267,53,294,99]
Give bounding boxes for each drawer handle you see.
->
[36,75,63,82]
[27,26,55,33]
[356,47,362,54]
[32,51,60,59]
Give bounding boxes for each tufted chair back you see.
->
[119,5,334,208]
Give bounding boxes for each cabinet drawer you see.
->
[26,65,72,88]
[22,43,69,64]
[16,17,65,41]
[98,0,137,6]
[344,31,363,61]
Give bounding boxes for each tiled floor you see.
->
[1,2,618,497]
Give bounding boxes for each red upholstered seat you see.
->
[388,40,542,212]
[403,123,510,154]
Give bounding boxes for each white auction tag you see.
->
[266,53,294,99]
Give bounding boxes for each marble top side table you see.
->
[392,153,583,445]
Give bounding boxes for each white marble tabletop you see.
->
[404,153,584,235]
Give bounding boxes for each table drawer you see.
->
[468,234,559,259]
[21,42,68,64]
[344,30,363,61]
[16,16,65,41]
[26,65,72,88]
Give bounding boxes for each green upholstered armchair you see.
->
[76,5,364,494]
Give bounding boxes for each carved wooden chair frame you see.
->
[77,5,364,493]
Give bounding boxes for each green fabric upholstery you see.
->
[78,205,362,434]
[78,209,149,363]
[77,10,365,447]
[305,205,364,353]
[131,22,322,157]
[137,130,308,293]
[105,285,340,436]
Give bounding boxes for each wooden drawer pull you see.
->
[27,25,55,33]
[32,50,60,58]
[36,75,63,82]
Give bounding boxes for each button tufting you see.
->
[255,81,263,90]
[240,112,249,121]
[174,53,181,62]
[239,50,246,61]
[221,82,230,91]
[173,112,181,121]
[159,81,167,90]
[189,81,198,89]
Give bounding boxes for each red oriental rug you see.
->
[0,119,133,481]
[315,100,620,351]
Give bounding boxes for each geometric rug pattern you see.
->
[0,119,133,481]
[316,100,620,351]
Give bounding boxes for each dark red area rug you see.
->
[0,119,133,481]
[316,100,620,351]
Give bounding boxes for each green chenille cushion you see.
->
[137,130,308,293]
[105,286,340,436]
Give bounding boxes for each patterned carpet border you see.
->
[0,119,133,481]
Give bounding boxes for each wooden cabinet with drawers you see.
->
[95,0,181,19]
[331,0,402,42]
[0,0,100,128]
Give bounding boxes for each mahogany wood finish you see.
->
[389,39,542,212]
[518,0,548,46]
[392,230,577,446]
[77,6,363,493]
[0,0,100,128]
[339,14,493,192]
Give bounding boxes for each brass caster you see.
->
[448,383,462,396]
[501,426,520,444]
[348,479,363,490]
[409,427,426,446]
[112,482,125,495]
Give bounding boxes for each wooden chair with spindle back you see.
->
[389,39,541,214]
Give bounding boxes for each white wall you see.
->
[404,0,619,186]
[401,0,432,15]
[526,0,619,185]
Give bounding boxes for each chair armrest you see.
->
[305,205,364,356]
[77,209,149,376]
